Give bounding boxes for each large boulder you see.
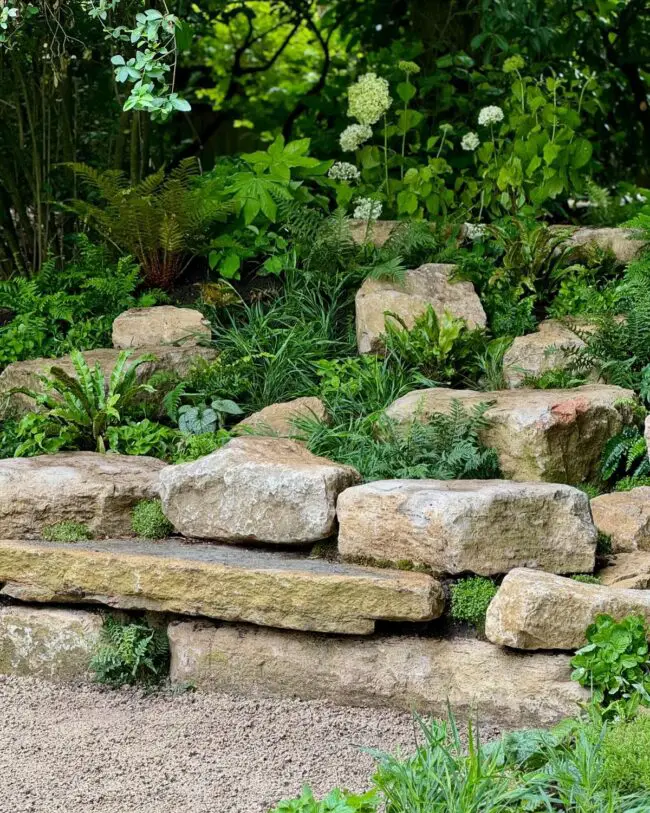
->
[590,488,650,552]
[563,227,645,265]
[168,621,586,729]
[0,539,442,635]
[0,452,166,539]
[112,305,211,348]
[503,320,589,388]
[0,606,102,681]
[159,436,360,544]
[355,264,486,354]
[385,384,634,483]
[0,346,217,418]
[485,567,650,650]
[236,397,328,437]
[598,551,650,589]
[337,479,596,576]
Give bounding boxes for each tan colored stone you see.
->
[349,219,402,247]
[0,452,166,539]
[159,436,360,544]
[0,539,442,635]
[112,305,211,348]
[355,264,486,354]
[485,567,650,650]
[503,320,589,388]
[598,552,650,589]
[385,384,634,484]
[0,346,217,417]
[564,227,645,265]
[168,622,587,729]
[236,397,328,437]
[590,488,650,552]
[337,479,596,576]
[0,605,102,680]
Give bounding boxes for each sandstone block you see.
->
[112,305,211,348]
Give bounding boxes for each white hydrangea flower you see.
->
[478,105,504,126]
[339,124,373,152]
[353,198,383,221]
[461,132,480,151]
[464,222,487,241]
[328,161,361,182]
[347,72,392,125]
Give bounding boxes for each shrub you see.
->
[601,716,650,794]
[89,616,170,687]
[449,577,498,628]
[41,521,92,543]
[131,500,173,540]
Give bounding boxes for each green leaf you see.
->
[396,81,416,104]
[219,252,241,280]
[543,142,561,165]
[397,190,418,215]
[571,138,593,169]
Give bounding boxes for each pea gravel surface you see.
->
[0,675,435,813]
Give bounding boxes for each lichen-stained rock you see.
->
[0,452,166,539]
[355,264,486,354]
[0,606,102,680]
[563,227,645,264]
[485,567,650,650]
[0,346,217,418]
[159,436,360,544]
[236,397,328,437]
[590,488,650,552]
[112,305,211,348]
[503,320,589,388]
[168,622,587,729]
[385,384,634,484]
[0,539,443,635]
[337,479,596,576]
[598,551,650,589]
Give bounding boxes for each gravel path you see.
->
[0,676,427,813]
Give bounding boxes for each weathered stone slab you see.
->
[168,621,587,729]
[590,488,650,552]
[485,567,650,650]
[112,305,211,348]
[0,539,442,635]
[598,552,650,589]
[0,452,166,539]
[0,605,101,680]
[337,479,596,576]
[385,384,633,483]
[236,397,328,437]
[503,320,589,388]
[355,264,486,354]
[563,227,645,264]
[0,346,217,417]
[159,437,360,544]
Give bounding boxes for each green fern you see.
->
[601,425,650,486]
[90,616,170,688]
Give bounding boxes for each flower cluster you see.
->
[478,106,504,126]
[464,222,487,241]
[339,123,373,152]
[353,198,383,221]
[398,60,420,75]
[461,132,480,151]
[347,72,392,125]
[328,161,360,182]
[503,55,525,74]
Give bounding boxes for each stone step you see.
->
[385,384,633,484]
[485,567,650,650]
[337,479,596,576]
[0,539,442,635]
[168,621,587,730]
[598,552,650,589]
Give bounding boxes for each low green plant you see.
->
[177,399,242,434]
[615,475,650,492]
[572,574,601,585]
[577,483,602,499]
[89,616,170,688]
[597,531,613,557]
[601,425,650,488]
[449,577,498,629]
[41,521,92,543]
[522,368,587,390]
[8,412,79,457]
[131,500,173,540]
[601,715,650,794]
[171,430,231,463]
[273,787,377,813]
[106,419,179,459]
[571,614,650,717]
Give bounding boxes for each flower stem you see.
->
[383,113,390,204]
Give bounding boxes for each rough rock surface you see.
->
[0,346,217,417]
[159,436,360,544]
[112,305,211,348]
[385,384,633,483]
[236,397,327,437]
[349,219,401,247]
[0,452,166,538]
[503,320,588,388]
[485,567,650,650]
[169,622,586,729]
[0,606,101,679]
[355,263,486,354]
[564,227,645,264]
[590,488,650,552]
[598,551,650,589]
[337,479,596,576]
[0,539,442,635]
